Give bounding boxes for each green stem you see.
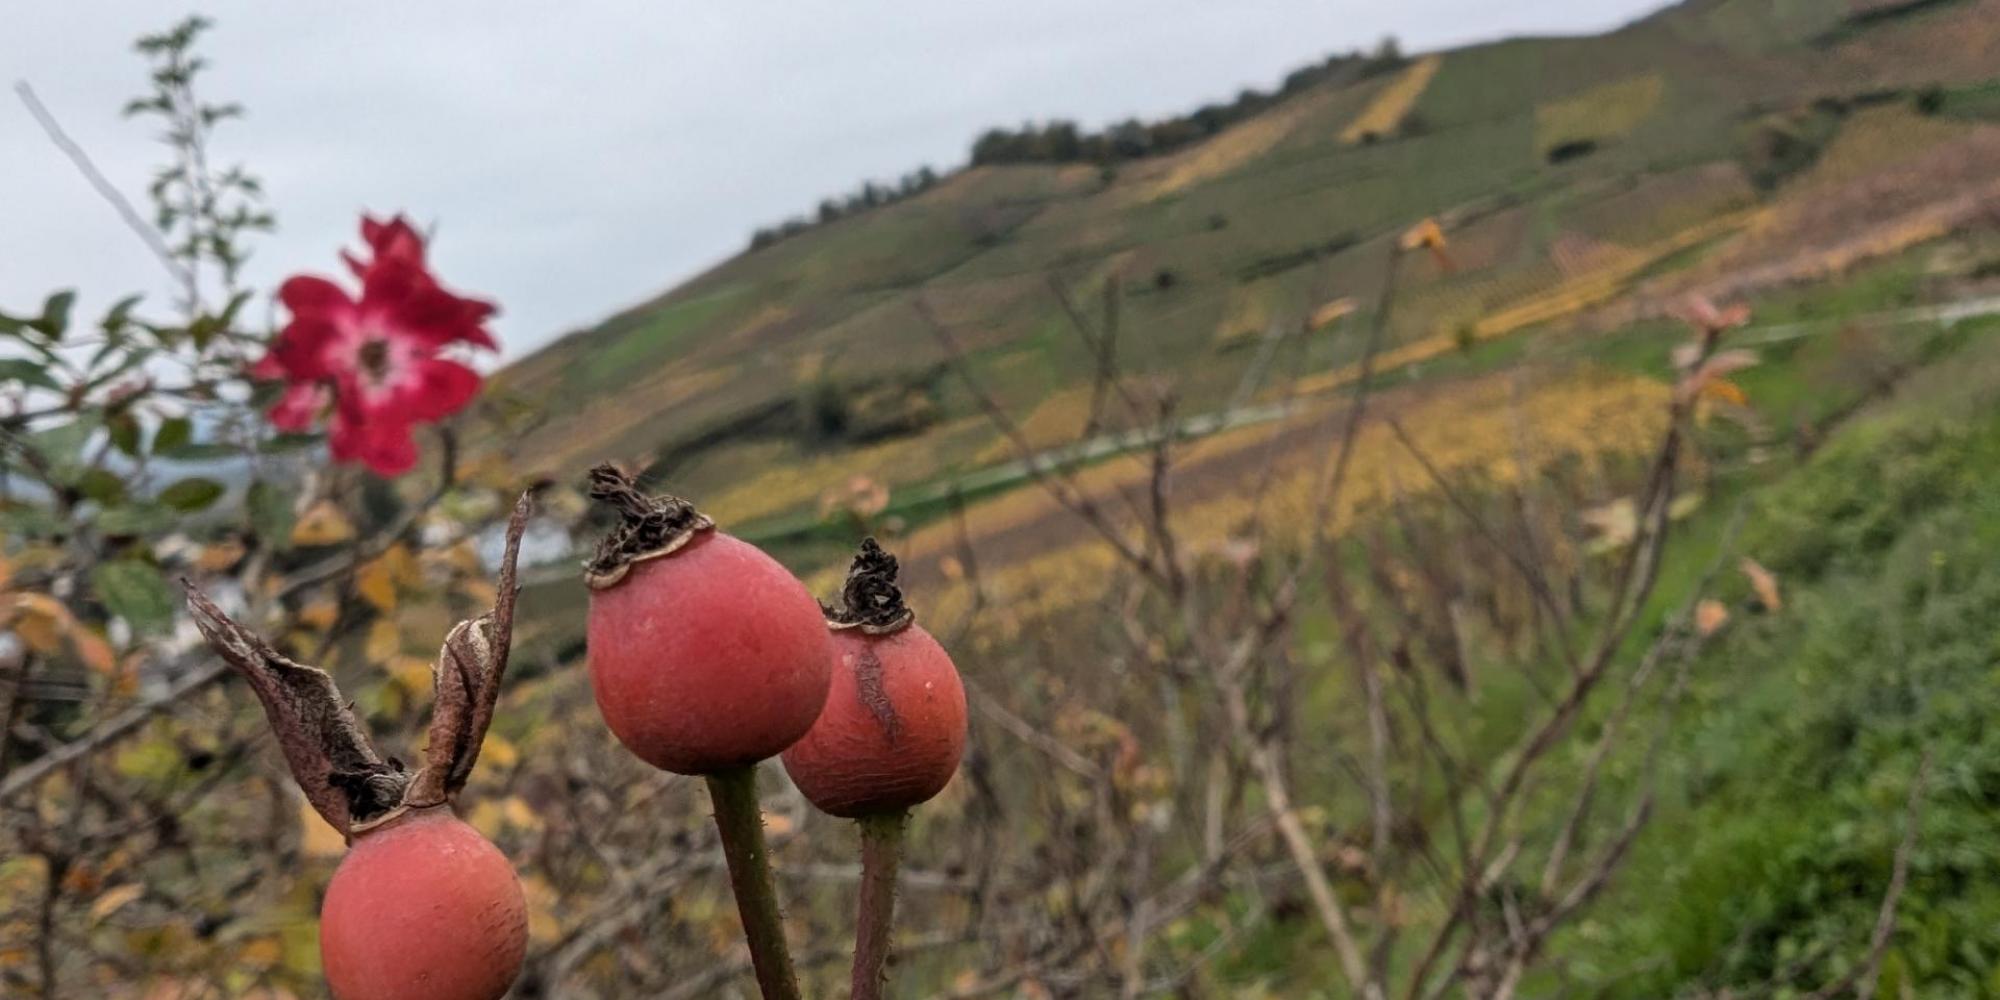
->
[705,766,802,1000]
[852,810,909,1000]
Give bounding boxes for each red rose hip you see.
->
[320,809,527,1000]
[184,494,539,1000]
[583,467,832,775]
[782,539,967,817]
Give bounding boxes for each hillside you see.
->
[481,2,1995,552]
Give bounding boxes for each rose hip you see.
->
[320,809,527,1000]
[582,467,832,775]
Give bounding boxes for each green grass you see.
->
[1539,325,2000,997]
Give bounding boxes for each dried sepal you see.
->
[825,537,915,636]
[404,490,534,808]
[184,586,405,837]
[582,463,713,589]
[188,488,536,839]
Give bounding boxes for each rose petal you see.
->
[267,382,330,432]
[402,358,482,422]
[329,412,420,477]
[278,275,353,318]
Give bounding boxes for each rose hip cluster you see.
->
[190,466,966,1000]
[583,464,966,1000]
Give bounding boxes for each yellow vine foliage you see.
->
[1289,207,1763,399]
[1341,56,1442,145]
[897,367,1672,633]
[702,419,983,526]
[974,387,1102,465]
[1534,73,1664,156]
[1141,88,1331,200]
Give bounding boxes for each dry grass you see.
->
[1340,56,1443,145]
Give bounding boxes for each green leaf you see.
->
[28,291,77,340]
[157,477,225,511]
[92,560,177,635]
[0,504,65,539]
[159,442,236,462]
[0,358,61,392]
[96,503,175,537]
[108,413,142,458]
[264,433,322,454]
[76,468,128,505]
[101,295,144,334]
[247,479,295,547]
[152,416,193,456]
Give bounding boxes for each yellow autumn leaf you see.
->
[1400,217,1446,251]
[355,557,398,613]
[387,655,434,695]
[480,733,519,769]
[1699,377,1749,408]
[1309,297,1358,330]
[502,797,541,831]
[89,883,144,923]
[466,799,506,839]
[455,579,499,608]
[290,501,355,547]
[299,800,346,858]
[1580,497,1637,553]
[237,936,283,969]
[295,598,339,632]
[435,539,484,577]
[14,592,73,625]
[194,539,246,572]
[364,619,402,662]
[13,609,66,655]
[519,874,562,944]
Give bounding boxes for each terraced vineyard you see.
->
[476,0,2000,599]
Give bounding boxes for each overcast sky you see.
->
[3,2,1668,361]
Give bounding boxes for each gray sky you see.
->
[3,2,1668,361]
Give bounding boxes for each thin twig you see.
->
[13,81,191,290]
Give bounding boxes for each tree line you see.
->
[747,37,1405,252]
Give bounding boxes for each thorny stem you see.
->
[851,810,909,1000]
[704,766,803,1000]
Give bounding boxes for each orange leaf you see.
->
[295,598,339,632]
[89,883,144,923]
[71,629,118,675]
[1740,557,1782,612]
[1694,599,1730,637]
[1699,378,1748,408]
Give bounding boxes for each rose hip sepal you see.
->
[582,464,832,1000]
[779,538,967,1000]
[184,492,536,1000]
